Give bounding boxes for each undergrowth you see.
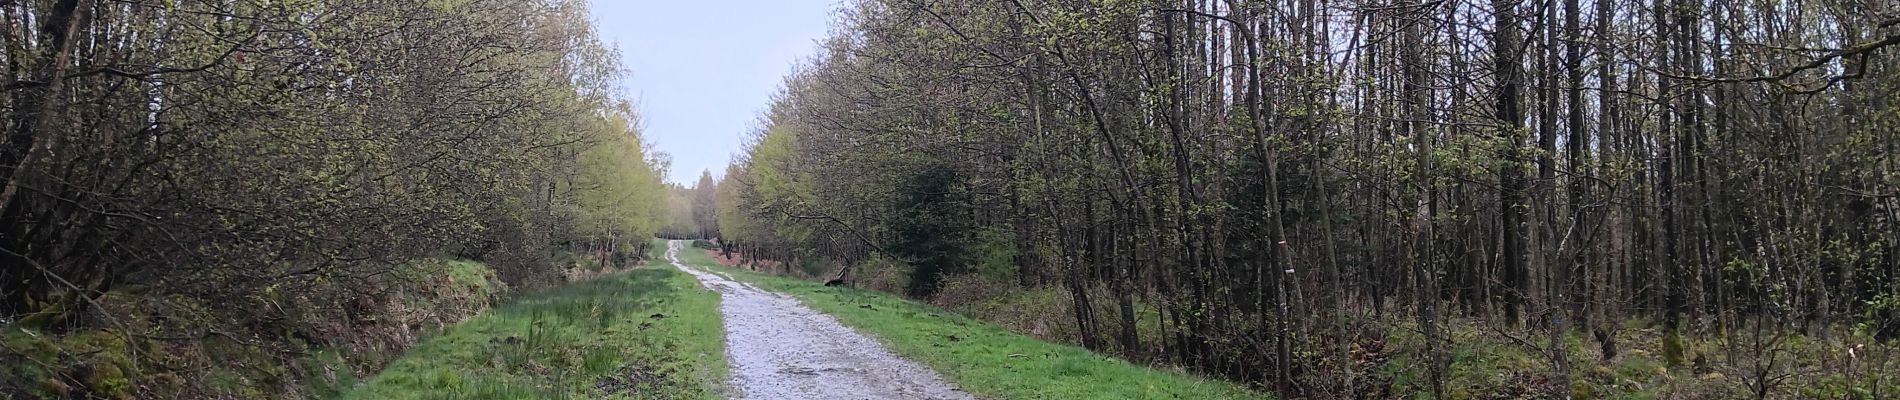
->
[1,258,507,399]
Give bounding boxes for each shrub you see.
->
[795,258,830,278]
[970,228,1018,281]
[1862,291,1900,342]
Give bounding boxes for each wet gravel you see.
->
[667,241,975,400]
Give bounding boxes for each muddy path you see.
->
[665,241,975,400]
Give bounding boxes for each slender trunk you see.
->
[1493,0,1527,327]
[1401,2,1445,396]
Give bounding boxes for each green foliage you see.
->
[1862,290,1900,342]
[969,228,1019,281]
[658,184,704,239]
[891,168,975,297]
[571,105,668,245]
[714,163,756,247]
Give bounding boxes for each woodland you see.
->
[3,0,1899,398]
[1,0,672,397]
[707,0,1900,398]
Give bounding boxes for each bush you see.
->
[795,258,830,278]
[1862,291,1900,342]
[690,239,719,250]
[970,228,1018,281]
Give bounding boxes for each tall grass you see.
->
[342,264,726,399]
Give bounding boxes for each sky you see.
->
[586,0,838,184]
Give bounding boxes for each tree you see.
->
[0,0,667,357]
[693,170,722,239]
[710,0,1900,396]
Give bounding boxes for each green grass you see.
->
[442,259,504,296]
[672,245,1263,399]
[342,264,726,400]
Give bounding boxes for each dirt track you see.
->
[666,241,974,400]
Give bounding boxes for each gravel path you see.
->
[666,241,975,400]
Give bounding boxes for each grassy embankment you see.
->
[344,243,725,399]
[3,258,513,399]
[673,246,1262,399]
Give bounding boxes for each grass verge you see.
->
[342,263,725,399]
[673,246,1262,399]
[3,257,512,399]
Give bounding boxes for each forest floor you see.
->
[674,243,1264,399]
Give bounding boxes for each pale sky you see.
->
[587,0,838,184]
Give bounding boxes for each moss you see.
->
[66,332,138,399]
[2,328,62,384]
[74,335,138,398]
[1613,353,1662,382]
[3,330,71,397]
[1660,330,1685,367]
[1,329,141,399]
[36,376,72,397]
[147,372,186,395]
[80,362,133,400]
[1571,379,1598,399]
[3,334,62,397]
